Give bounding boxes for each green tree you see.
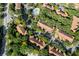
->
[39,49,48,56]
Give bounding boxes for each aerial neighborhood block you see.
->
[0,3,79,56]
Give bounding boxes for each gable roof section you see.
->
[16,24,27,35]
[71,16,79,32]
[43,3,54,10]
[58,30,74,43]
[55,29,74,43]
[49,46,64,56]
[37,21,54,33]
[29,36,46,49]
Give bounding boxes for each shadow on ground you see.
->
[0,26,6,56]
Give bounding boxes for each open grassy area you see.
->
[6,3,79,56]
[6,17,49,56]
[34,4,79,42]
[0,19,3,26]
[37,4,79,34]
[30,3,79,50]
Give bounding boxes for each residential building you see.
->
[71,16,79,32]
[43,3,68,17]
[56,10,68,17]
[55,29,74,43]
[16,24,27,35]
[37,21,54,33]
[29,36,46,49]
[49,46,64,56]
[43,3,54,10]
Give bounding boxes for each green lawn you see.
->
[6,3,79,56]
[30,4,79,51]
[0,19,3,26]
[35,4,79,41]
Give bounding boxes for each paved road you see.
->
[3,3,12,29]
[2,3,12,56]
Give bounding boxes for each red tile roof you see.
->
[16,24,27,35]
[43,3,68,17]
[55,29,74,43]
[29,36,46,49]
[56,10,68,17]
[71,16,79,32]
[58,30,74,43]
[49,46,64,56]
[37,21,54,33]
[43,3,54,10]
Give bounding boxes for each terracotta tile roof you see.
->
[55,29,74,43]
[56,10,68,17]
[43,3,68,17]
[58,31,74,43]
[49,46,64,56]
[43,3,54,10]
[16,24,27,35]
[71,16,79,32]
[29,36,46,49]
[37,21,54,33]
[15,3,21,10]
